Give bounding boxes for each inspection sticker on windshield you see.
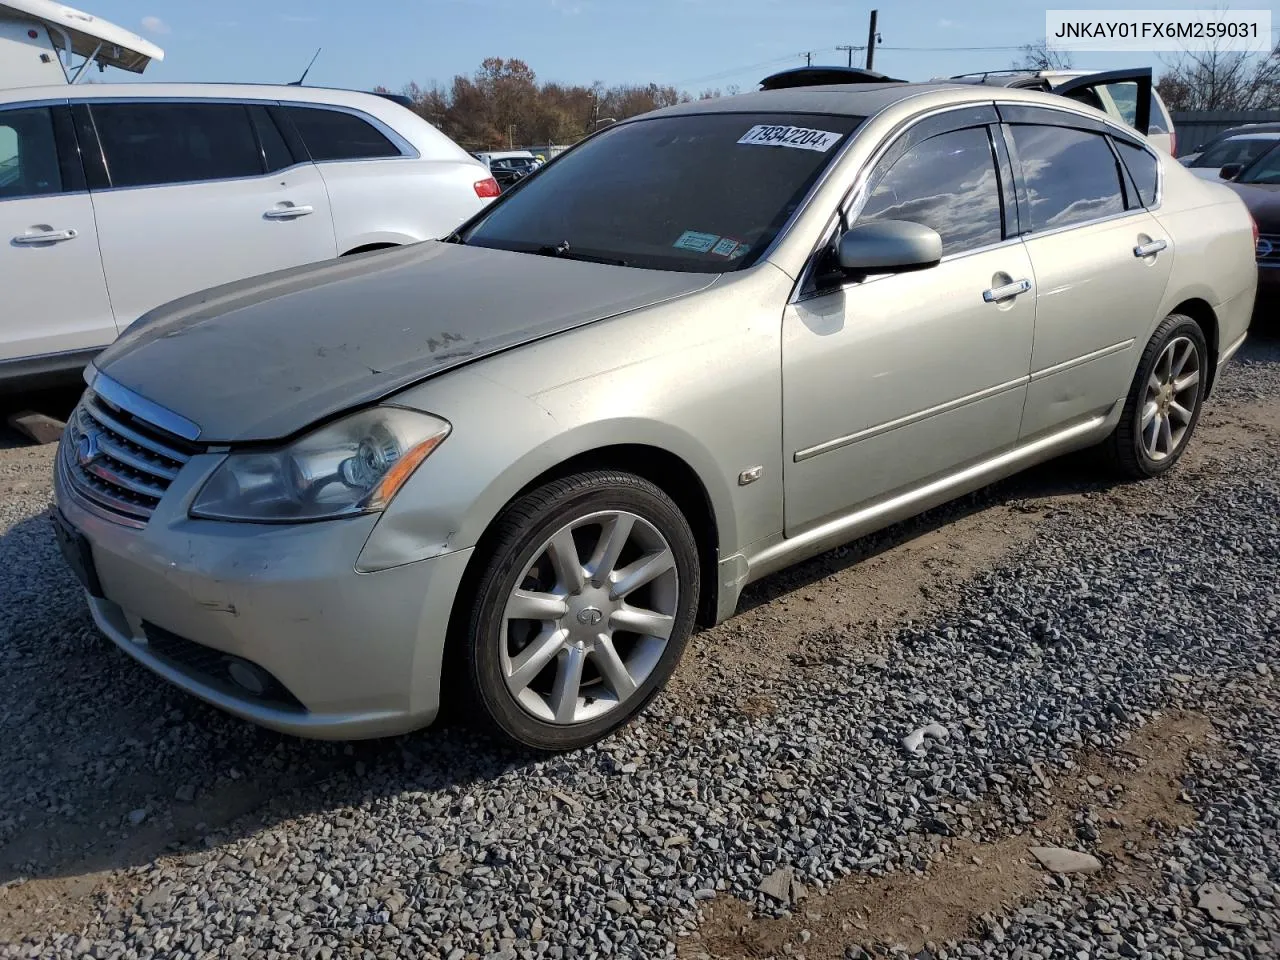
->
[673,230,721,252]
[737,124,842,152]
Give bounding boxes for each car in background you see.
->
[53,80,1254,751]
[940,68,1177,155]
[0,84,499,392]
[1221,141,1280,309]
[1177,124,1280,168]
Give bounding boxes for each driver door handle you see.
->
[1134,238,1168,258]
[983,278,1032,303]
[263,204,315,220]
[12,228,78,245]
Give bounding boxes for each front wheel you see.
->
[1102,314,1209,479]
[462,471,700,751]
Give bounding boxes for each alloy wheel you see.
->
[499,510,679,725]
[1141,335,1201,462]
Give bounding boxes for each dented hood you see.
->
[92,241,716,443]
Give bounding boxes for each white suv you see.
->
[0,84,499,390]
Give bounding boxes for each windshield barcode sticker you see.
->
[738,124,843,152]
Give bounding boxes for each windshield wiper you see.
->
[533,241,629,267]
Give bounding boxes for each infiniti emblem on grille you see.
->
[576,607,604,626]
[1259,238,1274,258]
[76,429,103,468]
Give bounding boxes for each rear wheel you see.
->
[1102,314,1208,478]
[463,471,700,751]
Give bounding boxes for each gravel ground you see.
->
[0,334,1277,960]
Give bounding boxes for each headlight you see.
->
[190,407,450,522]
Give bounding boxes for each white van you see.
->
[0,1,499,390]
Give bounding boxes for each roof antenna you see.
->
[290,48,321,86]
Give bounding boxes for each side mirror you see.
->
[837,219,943,275]
[1219,163,1244,181]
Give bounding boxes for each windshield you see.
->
[1192,135,1280,170]
[460,112,863,272]
[1239,143,1280,184]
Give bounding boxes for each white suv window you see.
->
[0,107,64,199]
[282,106,401,161]
[91,102,265,188]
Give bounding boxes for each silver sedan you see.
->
[53,80,1258,751]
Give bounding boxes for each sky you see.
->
[89,0,1280,93]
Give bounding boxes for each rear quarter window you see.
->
[1114,139,1160,208]
[282,106,402,161]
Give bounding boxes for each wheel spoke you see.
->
[587,514,634,584]
[610,605,675,639]
[1147,373,1163,395]
[1143,412,1161,453]
[507,627,566,690]
[1159,415,1174,455]
[1173,370,1199,394]
[1170,341,1191,378]
[549,646,586,723]
[505,589,567,622]
[610,548,676,600]
[546,529,586,594]
[1169,400,1193,425]
[591,636,638,700]
[1141,400,1159,429]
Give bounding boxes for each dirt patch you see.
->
[0,872,111,945]
[689,711,1214,960]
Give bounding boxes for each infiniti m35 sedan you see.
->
[53,81,1257,751]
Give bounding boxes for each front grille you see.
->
[61,390,202,525]
[142,623,306,711]
[1259,234,1280,263]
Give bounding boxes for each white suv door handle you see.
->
[263,204,315,220]
[1134,238,1168,258]
[983,278,1032,302]
[12,228,78,245]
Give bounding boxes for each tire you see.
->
[1102,314,1209,479]
[462,470,700,751]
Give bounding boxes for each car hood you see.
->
[92,242,718,443]
[1227,181,1280,229]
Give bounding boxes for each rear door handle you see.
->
[263,204,315,220]
[12,228,78,245]
[983,278,1032,302]
[1134,239,1168,258]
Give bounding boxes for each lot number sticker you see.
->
[673,230,721,252]
[738,124,842,152]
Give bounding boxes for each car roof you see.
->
[0,82,407,111]
[639,81,1131,126]
[644,82,975,120]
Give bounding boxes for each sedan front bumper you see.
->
[54,450,473,740]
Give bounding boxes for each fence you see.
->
[1172,110,1280,155]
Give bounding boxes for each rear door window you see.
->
[91,102,266,188]
[281,106,402,161]
[0,106,64,199]
[857,126,1005,255]
[1009,124,1126,231]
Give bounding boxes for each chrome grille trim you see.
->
[60,387,203,526]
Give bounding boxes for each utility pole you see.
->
[836,44,859,67]
[865,9,879,70]
[804,51,812,66]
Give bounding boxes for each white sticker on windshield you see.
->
[738,124,842,152]
[673,230,721,252]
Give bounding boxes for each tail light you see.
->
[474,178,500,199]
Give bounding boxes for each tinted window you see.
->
[858,127,1003,255]
[462,112,863,273]
[283,106,400,161]
[92,103,264,188]
[0,107,63,199]
[1101,81,1139,127]
[1010,125,1125,231]
[1192,136,1279,171]
[250,106,295,173]
[1238,143,1280,185]
[1115,140,1159,207]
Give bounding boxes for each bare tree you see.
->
[1013,41,1073,71]
[1156,41,1280,110]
